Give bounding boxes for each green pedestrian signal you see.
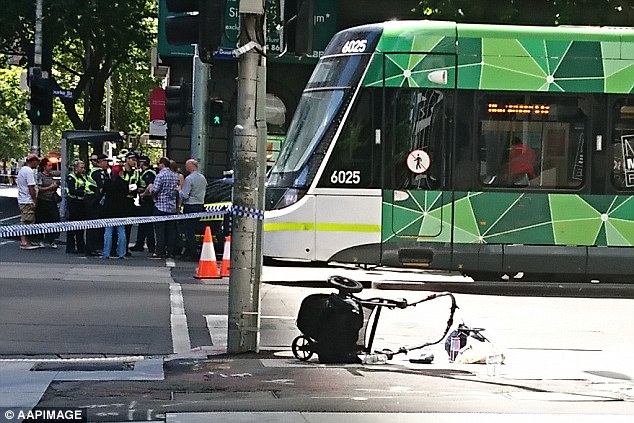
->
[210,99,224,127]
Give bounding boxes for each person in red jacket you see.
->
[509,136,536,183]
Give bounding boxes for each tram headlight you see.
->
[268,187,307,210]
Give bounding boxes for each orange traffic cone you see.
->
[220,235,231,277]
[194,226,221,279]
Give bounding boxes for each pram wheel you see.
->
[327,275,363,294]
[292,335,314,361]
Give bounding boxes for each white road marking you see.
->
[170,283,191,353]
[0,214,20,222]
[204,315,228,349]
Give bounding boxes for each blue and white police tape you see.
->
[231,204,265,220]
[0,204,264,238]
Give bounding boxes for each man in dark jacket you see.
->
[101,165,130,259]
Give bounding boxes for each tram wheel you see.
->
[291,335,314,361]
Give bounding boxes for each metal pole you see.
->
[30,0,43,156]
[191,45,210,171]
[227,6,266,353]
[104,77,111,131]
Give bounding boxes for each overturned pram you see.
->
[291,275,458,363]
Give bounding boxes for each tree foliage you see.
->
[0,0,158,137]
[0,55,70,160]
[416,0,634,26]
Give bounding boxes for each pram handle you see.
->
[355,296,409,309]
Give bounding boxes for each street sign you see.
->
[158,0,336,62]
[52,89,73,99]
[213,47,237,60]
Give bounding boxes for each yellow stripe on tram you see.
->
[264,222,380,233]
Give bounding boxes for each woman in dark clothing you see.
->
[35,158,60,247]
[101,165,129,259]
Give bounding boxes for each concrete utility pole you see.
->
[227,0,267,353]
[30,0,44,155]
[191,45,210,171]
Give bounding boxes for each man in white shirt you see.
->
[17,154,41,249]
[178,159,207,260]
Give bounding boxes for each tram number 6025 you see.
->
[330,170,361,185]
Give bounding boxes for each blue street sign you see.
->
[213,47,237,61]
[52,89,73,99]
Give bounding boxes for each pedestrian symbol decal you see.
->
[406,149,431,174]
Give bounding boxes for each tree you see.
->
[416,0,634,26]
[0,0,157,132]
[0,60,31,161]
[0,55,75,160]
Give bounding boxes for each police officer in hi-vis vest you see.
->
[131,155,156,253]
[120,151,140,256]
[65,160,87,254]
[84,153,110,256]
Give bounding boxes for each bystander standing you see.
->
[16,154,41,249]
[35,158,60,248]
[101,165,129,259]
[150,157,180,259]
[178,159,207,260]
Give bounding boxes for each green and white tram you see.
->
[263,20,634,281]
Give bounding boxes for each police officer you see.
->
[65,160,87,254]
[120,151,140,256]
[131,155,156,253]
[84,154,110,256]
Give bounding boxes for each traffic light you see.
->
[210,99,223,127]
[165,0,224,63]
[26,70,54,126]
[165,84,191,126]
[283,0,314,56]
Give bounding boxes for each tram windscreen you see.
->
[271,90,345,174]
[267,54,375,210]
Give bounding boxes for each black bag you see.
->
[53,192,62,203]
[296,293,363,363]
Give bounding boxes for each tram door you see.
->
[383,52,456,240]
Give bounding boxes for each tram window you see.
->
[384,88,447,190]
[319,89,379,188]
[610,100,634,190]
[478,94,587,189]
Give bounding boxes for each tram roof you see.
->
[344,20,634,93]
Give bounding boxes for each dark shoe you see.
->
[66,249,77,254]
[150,253,163,259]
[130,246,144,252]
[125,251,132,257]
[85,251,100,257]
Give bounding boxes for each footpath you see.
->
[1,260,633,422]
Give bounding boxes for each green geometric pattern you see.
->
[362,21,634,94]
[383,190,634,246]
